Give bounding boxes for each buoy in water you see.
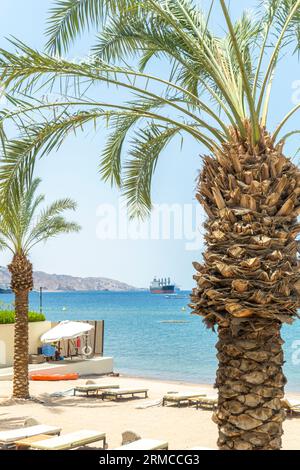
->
[181,307,186,311]
[62,307,67,311]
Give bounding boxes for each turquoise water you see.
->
[1,290,300,391]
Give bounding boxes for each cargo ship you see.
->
[150,277,175,294]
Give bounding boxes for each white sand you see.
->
[0,375,300,450]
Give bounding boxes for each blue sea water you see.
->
[1,290,300,391]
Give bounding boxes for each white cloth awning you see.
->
[40,321,94,343]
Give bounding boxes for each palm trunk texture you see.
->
[190,123,300,450]
[8,253,33,399]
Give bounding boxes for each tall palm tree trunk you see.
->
[9,253,33,399]
[13,289,30,399]
[191,123,300,450]
[215,319,285,450]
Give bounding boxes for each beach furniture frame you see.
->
[15,434,58,450]
[0,424,61,449]
[187,396,218,410]
[114,439,168,450]
[73,384,119,396]
[281,398,300,416]
[162,391,206,407]
[30,430,107,450]
[102,388,148,401]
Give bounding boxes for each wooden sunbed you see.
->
[102,388,148,401]
[162,391,206,407]
[31,430,107,450]
[0,424,61,449]
[73,384,119,396]
[187,395,218,410]
[281,398,300,416]
[15,434,56,450]
[114,439,168,450]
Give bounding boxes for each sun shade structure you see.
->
[40,321,94,343]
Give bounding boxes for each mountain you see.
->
[0,266,138,292]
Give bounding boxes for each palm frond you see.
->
[100,108,155,188]
[122,123,181,218]
[273,0,300,48]
[273,102,300,142]
[45,0,137,54]
[24,198,80,251]
[25,218,81,252]
[99,93,190,187]
[0,38,228,139]
[220,0,260,143]
[0,0,299,221]
[257,0,300,119]
[0,152,80,254]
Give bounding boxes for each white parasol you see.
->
[40,320,94,343]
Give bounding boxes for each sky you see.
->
[0,0,299,289]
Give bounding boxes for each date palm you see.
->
[0,161,80,399]
[0,0,300,448]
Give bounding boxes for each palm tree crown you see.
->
[0,0,299,217]
[0,174,81,255]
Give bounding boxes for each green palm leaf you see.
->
[46,0,137,54]
[0,158,80,255]
[123,123,181,219]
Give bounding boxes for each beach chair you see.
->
[187,395,218,410]
[102,388,148,401]
[0,424,61,449]
[162,391,207,407]
[114,439,168,450]
[30,430,107,450]
[73,383,120,396]
[281,398,300,416]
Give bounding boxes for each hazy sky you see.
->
[0,0,299,289]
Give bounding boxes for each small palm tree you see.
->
[0,0,300,448]
[0,164,80,399]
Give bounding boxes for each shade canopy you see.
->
[40,321,94,343]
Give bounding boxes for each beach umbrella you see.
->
[40,320,94,343]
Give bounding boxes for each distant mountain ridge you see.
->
[0,266,138,292]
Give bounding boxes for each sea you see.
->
[1,290,300,391]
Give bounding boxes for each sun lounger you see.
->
[187,395,218,410]
[162,391,206,407]
[114,439,168,450]
[102,388,148,401]
[0,424,61,449]
[281,398,300,415]
[31,430,107,450]
[73,384,119,396]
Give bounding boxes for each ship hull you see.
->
[150,285,175,294]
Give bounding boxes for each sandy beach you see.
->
[1,375,300,450]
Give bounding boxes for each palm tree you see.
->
[0,0,300,448]
[0,162,80,399]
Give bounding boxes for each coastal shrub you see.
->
[0,311,45,324]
